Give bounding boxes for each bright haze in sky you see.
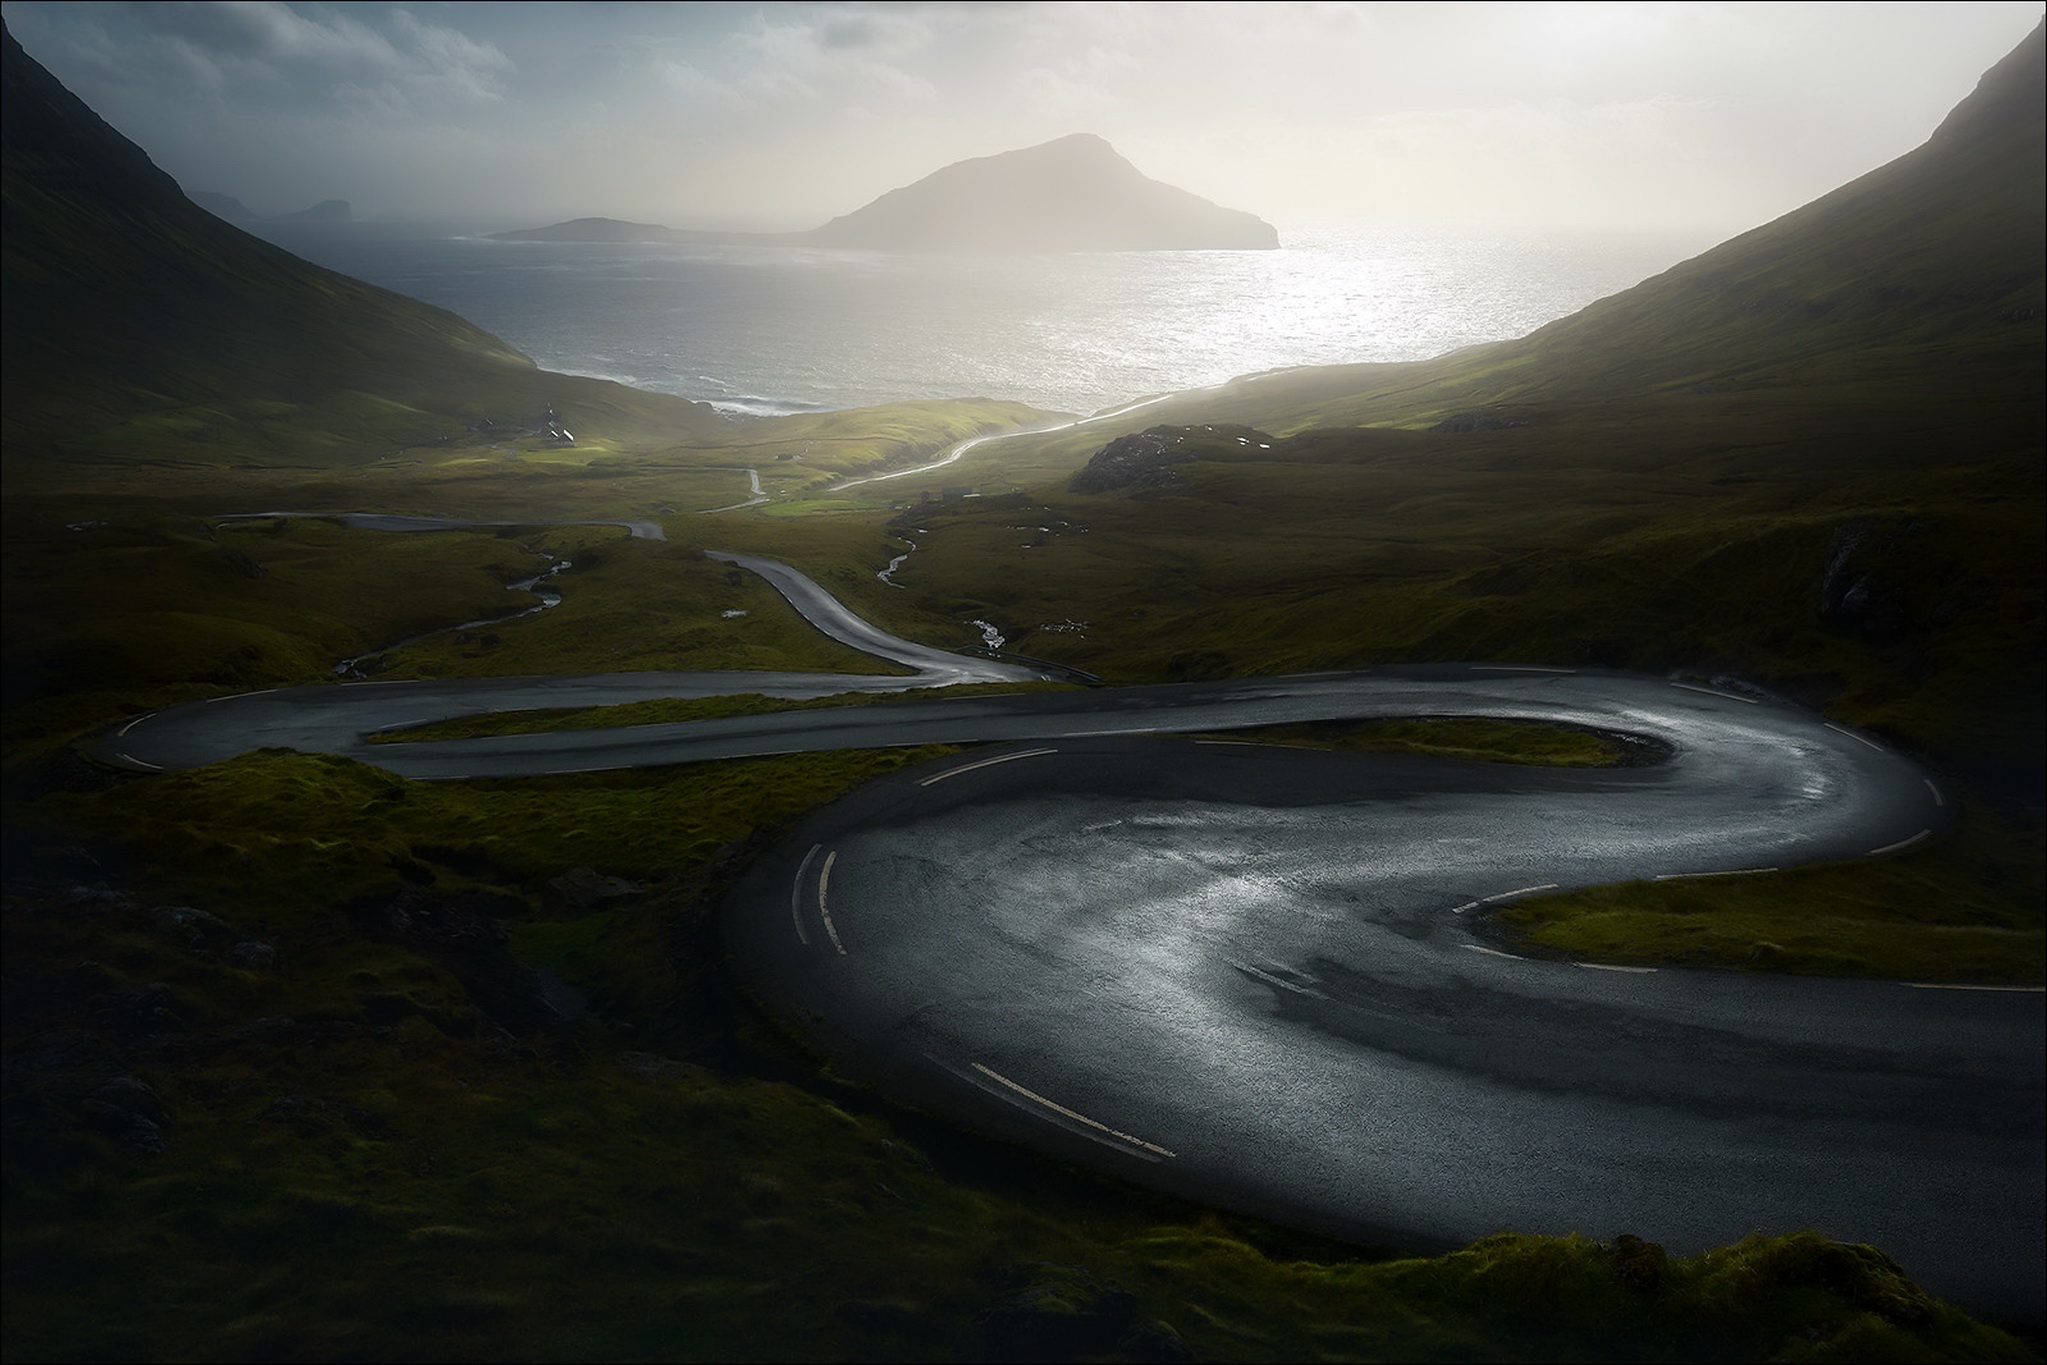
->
[4,1,2041,235]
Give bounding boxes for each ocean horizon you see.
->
[248,218,1720,420]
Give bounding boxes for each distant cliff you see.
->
[274,198,351,222]
[494,134,1278,251]
[492,216,740,245]
[185,191,355,224]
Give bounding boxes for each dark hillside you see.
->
[893,22,2044,808]
[1152,19,2045,431]
[0,24,716,470]
[1495,15,2045,398]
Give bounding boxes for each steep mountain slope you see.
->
[0,24,716,470]
[1492,16,2044,398]
[1168,19,2044,431]
[878,23,2043,805]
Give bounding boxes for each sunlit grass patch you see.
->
[684,398,1058,488]
[1196,716,1659,767]
[1493,807,2045,983]
[36,745,964,916]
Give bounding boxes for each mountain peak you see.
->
[1029,132,1119,159]
[1929,17,2044,147]
[799,134,1278,252]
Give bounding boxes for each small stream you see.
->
[876,531,1008,649]
[877,533,919,587]
[334,555,572,677]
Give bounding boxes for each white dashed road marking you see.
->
[817,850,846,955]
[1901,982,2044,992]
[1451,883,1560,913]
[789,844,819,947]
[919,747,1057,787]
[968,1062,1176,1160]
[1671,682,1758,704]
[1826,721,1887,752]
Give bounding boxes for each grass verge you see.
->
[366,682,1077,745]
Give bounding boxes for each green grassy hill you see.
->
[1139,17,2044,430]
[3,14,2042,1364]
[858,22,2044,794]
[712,22,2043,996]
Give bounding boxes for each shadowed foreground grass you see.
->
[4,744,2038,1362]
[5,450,2040,1359]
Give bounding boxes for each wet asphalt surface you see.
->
[720,679,2042,1322]
[95,546,2044,1319]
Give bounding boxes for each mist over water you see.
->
[252,220,1714,418]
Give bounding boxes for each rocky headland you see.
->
[495,133,1278,252]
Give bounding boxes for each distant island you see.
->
[493,134,1279,251]
[188,191,352,223]
[275,197,351,223]
[491,215,736,245]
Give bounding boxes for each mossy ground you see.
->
[8,32,2042,1350]
[5,753,2037,1361]
[4,319,2040,1363]
[1493,798,2045,983]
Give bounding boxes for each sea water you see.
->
[250,219,1716,419]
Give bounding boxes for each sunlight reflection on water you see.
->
[254,220,1714,417]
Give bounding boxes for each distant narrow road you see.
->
[217,511,670,540]
[96,547,1046,775]
[827,389,1191,490]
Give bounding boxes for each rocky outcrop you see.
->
[1069,428,1199,494]
[1068,423,1275,493]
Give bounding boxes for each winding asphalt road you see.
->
[95,547,2045,1319]
[720,672,2042,1322]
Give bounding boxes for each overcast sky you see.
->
[5,1,2041,234]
